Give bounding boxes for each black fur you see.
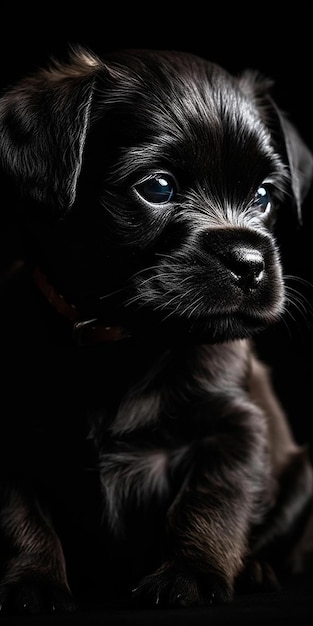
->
[0,47,313,614]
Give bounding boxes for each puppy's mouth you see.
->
[125,301,283,344]
[171,311,280,343]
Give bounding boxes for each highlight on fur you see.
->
[0,46,312,614]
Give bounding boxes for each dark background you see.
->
[0,5,312,624]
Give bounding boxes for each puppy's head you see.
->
[0,47,312,343]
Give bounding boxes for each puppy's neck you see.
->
[32,266,131,346]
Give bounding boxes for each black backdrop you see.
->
[0,5,312,624]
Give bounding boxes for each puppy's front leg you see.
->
[133,387,270,607]
[0,478,76,614]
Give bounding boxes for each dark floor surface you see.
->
[1,572,312,626]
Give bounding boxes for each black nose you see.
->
[224,246,265,288]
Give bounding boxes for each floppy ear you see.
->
[274,111,313,222]
[239,70,313,222]
[0,48,101,217]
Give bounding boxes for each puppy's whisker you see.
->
[281,275,313,335]
[155,288,203,321]
[99,287,124,301]
[286,288,313,318]
[128,271,192,300]
[130,263,185,282]
[285,274,313,291]
[161,301,204,323]
[125,276,197,319]
[285,275,313,317]
[136,271,187,289]
[154,289,193,313]
[183,296,207,319]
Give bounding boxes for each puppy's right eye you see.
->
[254,184,272,215]
[134,173,176,205]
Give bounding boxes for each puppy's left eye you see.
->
[254,185,272,214]
[134,173,176,205]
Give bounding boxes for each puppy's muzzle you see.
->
[135,225,284,342]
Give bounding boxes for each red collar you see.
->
[33,267,131,346]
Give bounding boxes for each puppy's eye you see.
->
[254,185,272,214]
[134,173,176,205]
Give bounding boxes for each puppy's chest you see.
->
[87,340,250,522]
[95,428,193,527]
[93,396,197,506]
[92,364,229,512]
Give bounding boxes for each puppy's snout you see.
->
[224,246,265,288]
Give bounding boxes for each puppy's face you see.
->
[1,48,312,342]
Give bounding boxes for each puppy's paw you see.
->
[0,577,77,615]
[235,559,281,594]
[132,561,233,608]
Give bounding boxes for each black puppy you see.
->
[0,47,313,614]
